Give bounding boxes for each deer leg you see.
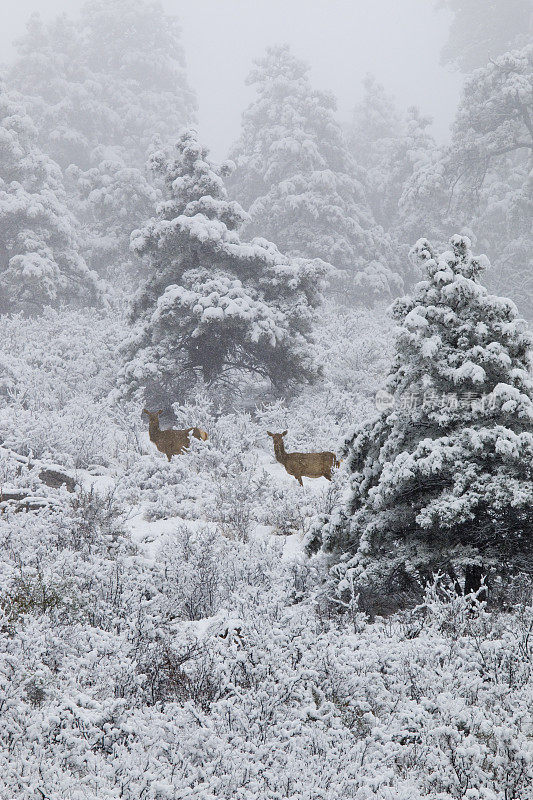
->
[296,475,303,486]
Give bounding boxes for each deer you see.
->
[267,430,339,486]
[142,409,208,461]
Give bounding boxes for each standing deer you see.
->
[267,431,339,485]
[143,409,208,461]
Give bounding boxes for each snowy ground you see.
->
[0,308,531,799]
[105,444,323,564]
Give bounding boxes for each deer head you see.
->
[142,409,163,422]
[142,409,164,432]
[267,430,288,443]
[267,430,288,458]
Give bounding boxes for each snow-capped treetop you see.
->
[389,235,533,418]
[348,75,436,285]
[8,0,196,288]
[397,43,533,318]
[349,74,404,168]
[234,44,352,195]
[453,44,532,163]
[399,45,533,315]
[342,79,436,297]
[148,131,247,232]
[130,130,325,317]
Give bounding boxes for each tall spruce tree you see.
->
[450,46,533,318]
[10,0,196,282]
[439,0,531,73]
[399,45,533,320]
[0,86,102,314]
[349,74,403,171]
[11,0,196,171]
[349,76,435,282]
[228,45,401,304]
[117,130,328,410]
[309,236,533,605]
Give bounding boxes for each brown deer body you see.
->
[267,431,339,486]
[143,409,208,461]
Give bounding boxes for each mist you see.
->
[2,0,463,158]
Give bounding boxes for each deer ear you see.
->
[157,409,163,415]
[266,431,273,437]
[281,430,288,437]
[142,408,150,416]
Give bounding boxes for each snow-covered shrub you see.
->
[0,308,128,467]
[151,523,228,621]
[119,452,208,521]
[0,494,129,634]
[2,573,530,800]
[264,480,338,539]
[0,448,531,800]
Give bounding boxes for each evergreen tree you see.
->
[450,45,533,317]
[399,45,533,319]
[117,130,327,410]
[10,0,196,282]
[310,236,533,604]
[439,0,531,73]
[66,156,159,283]
[228,46,401,304]
[11,0,196,171]
[396,145,453,253]
[349,76,435,280]
[349,74,403,170]
[0,86,102,314]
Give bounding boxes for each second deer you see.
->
[267,430,339,485]
[143,409,208,461]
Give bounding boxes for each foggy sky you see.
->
[0,0,463,160]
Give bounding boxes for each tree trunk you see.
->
[464,565,487,601]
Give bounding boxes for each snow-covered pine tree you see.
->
[10,0,196,283]
[309,236,533,606]
[349,74,404,171]
[450,45,533,318]
[11,0,196,171]
[439,0,531,73]
[228,45,401,304]
[399,45,533,319]
[117,129,328,410]
[349,75,435,281]
[65,156,159,284]
[0,86,102,314]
